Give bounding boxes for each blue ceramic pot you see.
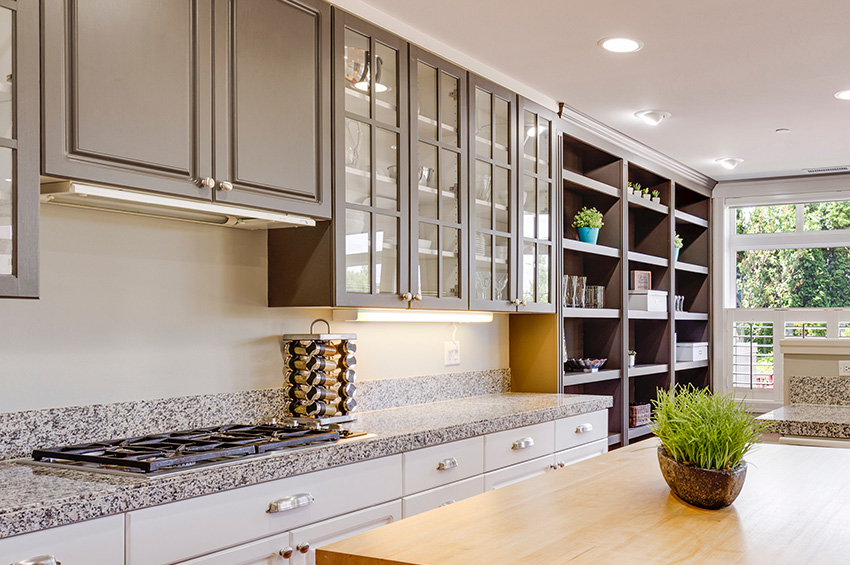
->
[674,247,680,262]
[577,227,600,244]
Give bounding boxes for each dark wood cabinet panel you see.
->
[42,0,212,200]
[213,0,331,217]
[0,0,39,298]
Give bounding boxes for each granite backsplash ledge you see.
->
[788,375,850,405]
[0,368,510,459]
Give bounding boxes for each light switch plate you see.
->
[839,360,850,376]
[444,341,461,366]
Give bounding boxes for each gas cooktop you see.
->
[26,422,368,478]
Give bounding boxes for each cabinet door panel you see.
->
[0,515,124,565]
[174,531,292,565]
[42,0,211,200]
[214,0,331,217]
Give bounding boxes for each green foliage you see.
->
[804,201,850,231]
[736,205,795,234]
[651,190,660,198]
[572,207,604,229]
[642,187,650,195]
[628,181,642,193]
[674,233,683,249]
[628,349,636,355]
[651,385,769,471]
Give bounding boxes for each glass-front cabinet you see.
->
[334,12,410,307]
[409,47,468,309]
[0,0,37,298]
[469,74,517,312]
[517,98,557,313]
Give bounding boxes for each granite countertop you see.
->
[760,404,850,438]
[0,392,612,540]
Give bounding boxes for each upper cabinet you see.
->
[42,0,331,218]
[468,74,518,312]
[517,98,557,313]
[0,0,38,298]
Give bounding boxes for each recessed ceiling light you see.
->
[598,37,643,53]
[775,128,791,134]
[834,90,850,100]
[634,110,671,126]
[715,158,744,170]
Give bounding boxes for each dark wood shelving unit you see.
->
[550,130,713,449]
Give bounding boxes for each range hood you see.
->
[40,182,317,230]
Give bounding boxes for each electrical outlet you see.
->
[444,341,461,366]
[840,360,850,376]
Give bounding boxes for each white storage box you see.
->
[676,342,708,362]
[628,289,668,311]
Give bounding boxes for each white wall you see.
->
[0,205,508,413]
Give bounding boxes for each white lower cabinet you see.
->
[1,515,124,565]
[554,438,608,469]
[289,501,401,565]
[402,476,485,518]
[483,454,556,490]
[174,531,293,565]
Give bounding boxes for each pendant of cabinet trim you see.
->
[42,0,331,217]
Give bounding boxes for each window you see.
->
[732,321,774,390]
[784,321,827,338]
[736,205,795,234]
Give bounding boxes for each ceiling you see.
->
[358,0,850,182]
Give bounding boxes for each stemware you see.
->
[494,273,508,300]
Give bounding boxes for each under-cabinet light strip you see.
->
[335,309,494,323]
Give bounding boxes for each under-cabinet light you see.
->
[715,158,744,170]
[333,309,494,323]
[597,37,643,53]
[634,110,671,126]
[834,90,850,100]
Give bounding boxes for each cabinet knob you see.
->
[11,557,60,565]
[520,300,527,306]
[278,547,294,559]
[401,292,413,301]
[200,177,216,189]
[576,423,593,434]
[436,457,458,471]
[512,437,534,450]
[413,292,422,301]
[296,542,310,554]
[558,461,566,468]
[220,180,234,192]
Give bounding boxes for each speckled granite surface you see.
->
[0,392,611,539]
[760,405,850,438]
[0,369,510,460]
[788,375,850,405]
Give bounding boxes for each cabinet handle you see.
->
[220,180,234,192]
[278,547,294,559]
[267,492,314,513]
[199,177,216,189]
[413,292,422,301]
[401,292,413,301]
[520,300,527,306]
[296,542,310,554]
[512,437,534,450]
[575,423,593,434]
[11,557,60,565]
[558,461,566,468]
[436,457,458,471]
[439,500,456,507]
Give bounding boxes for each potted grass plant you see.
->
[674,232,683,261]
[651,384,769,509]
[572,207,604,244]
[628,349,637,367]
[641,186,651,200]
[651,190,661,204]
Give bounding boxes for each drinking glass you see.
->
[494,273,508,300]
[569,276,586,308]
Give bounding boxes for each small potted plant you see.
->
[674,232,683,261]
[627,181,641,196]
[628,349,637,367]
[651,384,769,509]
[572,207,604,244]
[641,186,651,200]
[651,190,661,204]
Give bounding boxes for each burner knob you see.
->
[296,542,310,554]
[278,547,294,559]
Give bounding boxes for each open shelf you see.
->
[629,318,671,367]
[674,223,709,267]
[627,193,669,215]
[563,307,620,318]
[676,269,709,313]
[674,209,709,228]
[675,261,708,275]
[563,238,620,259]
[628,163,671,208]
[563,369,621,386]
[628,205,670,259]
[627,251,668,268]
[608,433,623,447]
[562,169,620,199]
[629,364,669,377]
[675,360,709,371]
[563,317,622,371]
[564,187,621,249]
[675,366,711,390]
[675,312,708,321]
[675,183,710,222]
[628,310,668,320]
[562,134,622,191]
[627,425,653,441]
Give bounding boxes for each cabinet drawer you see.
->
[554,439,608,469]
[554,410,608,452]
[483,454,555,490]
[127,455,402,565]
[402,476,485,518]
[175,531,292,565]
[0,515,124,565]
[484,421,555,471]
[403,436,484,495]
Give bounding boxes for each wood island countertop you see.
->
[317,440,850,564]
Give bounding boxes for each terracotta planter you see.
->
[657,447,747,509]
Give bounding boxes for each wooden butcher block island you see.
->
[318,440,850,564]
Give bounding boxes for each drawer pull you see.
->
[12,557,60,565]
[296,543,310,554]
[512,437,534,450]
[436,457,459,471]
[439,500,457,507]
[267,493,314,513]
[575,423,593,434]
[278,547,294,559]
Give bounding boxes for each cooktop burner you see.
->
[28,423,367,477]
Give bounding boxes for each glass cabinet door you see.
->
[469,75,517,311]
[0,0,37,298]
[334,13,409,307]
[409,48,467,309]
[517,99,556,312]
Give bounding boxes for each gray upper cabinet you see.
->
[42,0,330,218]
[0,0,38,298]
